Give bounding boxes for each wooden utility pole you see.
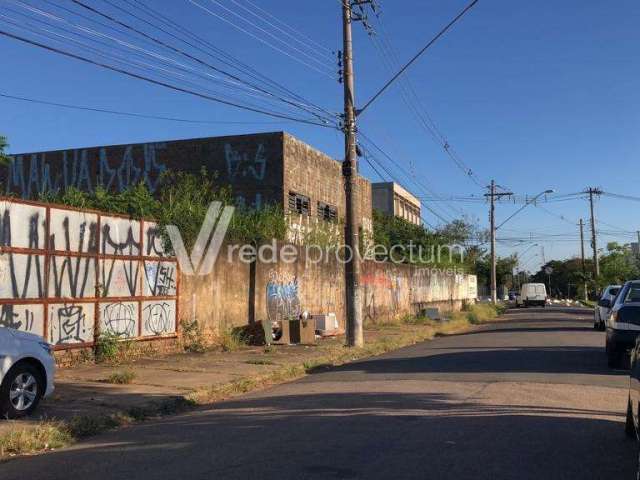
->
[341,0,363,347]
[579,218,587,301]
[586,187,602,281]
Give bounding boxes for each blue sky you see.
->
[1,0,639,271]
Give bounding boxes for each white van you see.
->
[517,283,548,307]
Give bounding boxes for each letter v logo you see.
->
[166,202,234,276]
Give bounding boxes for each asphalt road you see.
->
[2,306,637,479]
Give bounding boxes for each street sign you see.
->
[545,266,553,275]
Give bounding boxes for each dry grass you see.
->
[0,421,72,458]
[219,329,246,352]
[103,369,136,385]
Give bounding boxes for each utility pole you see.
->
[490,180,496,304]
[585,187,602,281]
[485,180,513,303]
[579,218,587,301]
[636,230,640,259]
[341,0,363,347]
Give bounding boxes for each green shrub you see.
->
[94,332,121,363]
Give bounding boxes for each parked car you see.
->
[605,280,640,368]
[626,332,640,461]
[516,283,547,307]
[594,284,621,331]
[0,327,55,418]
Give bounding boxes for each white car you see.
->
[0,327,55,418]
[594,285,621,331]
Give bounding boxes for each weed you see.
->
[94,332,121,363]
[0,421,71,457]
[104,369,136,384]
[180,319,207,353]
[245,359,275,365]
[219,329,246,352]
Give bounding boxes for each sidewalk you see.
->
[0,304,505,457]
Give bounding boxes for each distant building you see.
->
[2,132,373,243]
[371,182,421,226]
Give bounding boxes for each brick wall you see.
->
[282,133,372,241]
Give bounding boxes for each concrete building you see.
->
[371,182,422,226]
[2,132,373,241]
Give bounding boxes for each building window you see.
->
[288,191,310,215]
[317,201,337,222]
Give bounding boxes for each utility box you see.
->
[315,313,339,336]
[273,318,316,345]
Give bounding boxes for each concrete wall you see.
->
[362,262,477,324]
[178,243,477,335]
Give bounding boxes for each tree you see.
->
[474,254,517,294]
[0,136,9,165]
[599,242,639,288]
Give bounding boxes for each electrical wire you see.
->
[62,0,336,123]
[0,92,303,125]
[188,0,336,79]
[0,28,337,127]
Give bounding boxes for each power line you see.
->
[0,92,303,125]
[358,132,461,223]
[0,28,336,127]
[602,191,640,203]
[367,12,487,190]
[188,0,336,79]
[126,0,334,119]
[63,0,336,123]
[0,10,310,118]
[358,0,479,116]
[228,0,335,62]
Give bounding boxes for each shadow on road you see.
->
[336,346,623,377]
[0,391,634,480]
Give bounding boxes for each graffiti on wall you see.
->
[6,143,167,198]
[100,302,138,339]
[225,143,267,181]
[0,199,178,346]
[143,262,177,296]
[142,300,176,336]
[49,303,94,345]
[0,203,46,300]
[266,271,300,322]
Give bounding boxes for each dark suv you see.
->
[606,281,640,368]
